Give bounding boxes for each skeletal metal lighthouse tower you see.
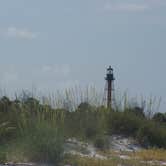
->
[105,66,115,108]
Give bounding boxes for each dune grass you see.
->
[0,88,165,164]
[62,154,161,166]
[134,149,166,161]
[0,95,65,164]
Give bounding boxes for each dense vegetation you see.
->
[0,90,165,164]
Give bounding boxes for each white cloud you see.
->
[144,0,166,5]
[102,0,166,13]
[1,27,37,39]
[104,3,149,12]
[42,64,71,77]
[42,65,52,72]
[7,27,37,39]
[2,71,19,83]
[0,65,19,86]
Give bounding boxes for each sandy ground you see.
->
[2,135,166,166]
[64,135,142,159]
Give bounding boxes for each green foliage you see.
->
[0,94,65,164]
[8,123,64,164]
[107,110,143,136]
[64,103,107,140]
[0,121,15,137]
[137,122,166,148]
[94,136,109,150]
[0,89,165,165]
[0,96,12,112]
[0,152,7,164]
[77,102,93,112]
[85,127,98,139]
[125,107,145,118]
[106,109,166,148]
[152,112,166,123]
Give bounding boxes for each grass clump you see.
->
[6,123,64,164]
[64,102,106,140]
[0,96,65,164]
[29,124,64,163]
[62,154,151,166]
[134,149,166,161]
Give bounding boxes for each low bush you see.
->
[28,124,64,163]
[6,122,64,164]
[64,107,107,140]
[0,152,7,164]
[137,122,166,148]
[107,111,143,136]
[152,112,166,123]
[94,136,109,150]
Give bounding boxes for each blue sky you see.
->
[0,0,166,110]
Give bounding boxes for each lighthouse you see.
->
[105,66,115,108]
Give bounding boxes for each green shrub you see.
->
[6,123,64,164]
[65,108,106,140]
[0,96,12,112]
[137,122,166,148]
[107,111,142,136]
[94,136,109,150]
[85,127,98,139]
[0,121,16,143]
[0,152,7,164]
[29,125,64,163]
[152,112,166,123]
[125,107,145,118]
[1,99,66,164]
